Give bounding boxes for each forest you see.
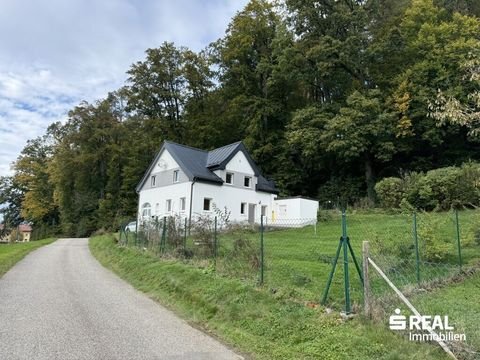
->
[1,0,480,236]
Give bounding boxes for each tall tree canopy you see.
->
[3,0,480,235]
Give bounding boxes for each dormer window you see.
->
[244,176,251,188]
[151,176,156,187]
[226,172,234,184]
[173,170,179,183]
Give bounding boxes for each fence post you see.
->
[214,216,218,264]
[413,212,420,285]
[362,241,371,318]
[260,215,264,285]
[454,209,463,272]
[184,217,188,251]
[160,216,167,254]
[124,223,130,246]
[135,218,138,247]
[342,210,351,314]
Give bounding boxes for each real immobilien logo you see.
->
[389,308,466,342]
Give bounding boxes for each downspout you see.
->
[136,191,140,234]
[188,178,196,235]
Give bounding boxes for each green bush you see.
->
[410,166,480,211]
[374,177,404,208]
[375,162,480,211]
[473,228,480,246]
[417,218,452,262]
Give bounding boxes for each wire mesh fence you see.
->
[117,208,480,357]
[260,217,337,303]
[119,215,264,284]
[358,210,480,359]
[365,250,480,360]
[350,210,473,297]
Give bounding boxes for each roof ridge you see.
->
[164,140,208,153]
[209,141,242,153]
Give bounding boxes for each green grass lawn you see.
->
[112,210,480,358]
[0,238,56,277]
[412,272,480,358]
[208,209,480,311]
[90,234,450,360]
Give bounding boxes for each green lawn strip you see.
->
[412,271,480,353]
[90,234,448,360]
[0,238,56,277]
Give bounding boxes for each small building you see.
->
[271,197,319,227]
[18,224,33,242]
[136,141,319,226]
[0,224,33,242]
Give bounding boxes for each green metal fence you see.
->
[117,209,480,358]
[118,209,479,313]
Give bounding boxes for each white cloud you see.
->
[0,0,248,177]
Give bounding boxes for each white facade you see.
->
[138,148,275,224]
[271,197,319,226]
[136,143,319,226]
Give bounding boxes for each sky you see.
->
[0,0,249,178]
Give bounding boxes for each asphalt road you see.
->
[0,239,242,360]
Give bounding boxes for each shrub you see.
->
[166,215,185,248]
[317,209,333,222]
[416,166,480,210]
[375,162,480,210]
[472,225,480,246]
[374,177,404,208]
[417,215,452,262]
[191,215,216,256]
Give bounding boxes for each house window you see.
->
[180,197,186,211]
[261,205,267,217]
[203,198,211,211]
[244,176,251,188]
[173,170,179,183]
[226,172,234,184]
[151,176,156,187]
[155,203,160,215]
[142,203,151,217]
[166,199,172,212]
[240,202,246,215]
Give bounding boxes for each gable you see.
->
[138,149,185,191]
[155,149,179,171]
[137,140,277,193]
[225,151,255,175]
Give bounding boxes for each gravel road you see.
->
[0,238,242,360]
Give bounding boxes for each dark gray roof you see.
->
[256,175,278,193]
[136,141,278,194]
[165,142,222,184]
[206,142,242,168]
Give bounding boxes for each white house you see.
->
[136,141,318,225]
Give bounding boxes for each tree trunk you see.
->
[365,155,375,203]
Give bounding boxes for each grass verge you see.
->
[413,271,480,357]
[90,234,449,360]
[0,238,56,277]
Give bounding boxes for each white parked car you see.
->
[125,221,137,232]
